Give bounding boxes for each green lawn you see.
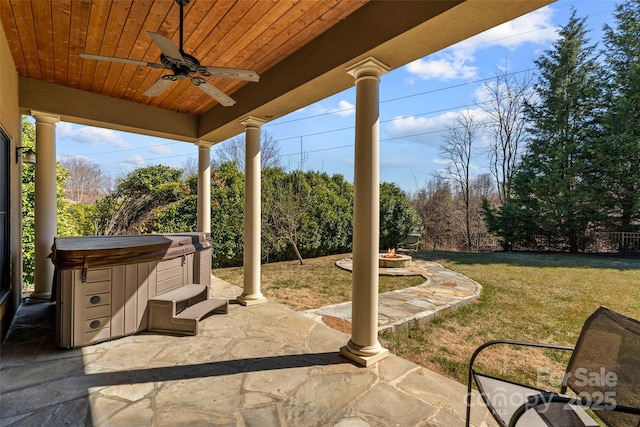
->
[380,251,640,386]
[216,250,640,387]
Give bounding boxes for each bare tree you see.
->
[411,174,454,250]
[181,156,198,179]
[469,173,497,250]
[59,155,110,203]
[479,67,533,204]
[212,131,281,171]
[441,110,481,250]
[263,171,312,265]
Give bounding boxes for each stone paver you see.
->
[1,273,493,427]
[304,258,482,333]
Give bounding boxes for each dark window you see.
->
[1,127,10,295]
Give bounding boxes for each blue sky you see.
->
[54,0,618,193]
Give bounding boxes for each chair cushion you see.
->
[474,373,599,427]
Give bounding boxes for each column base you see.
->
[26,291,52,304]
[237,293,267,306]
[340,343,389,367]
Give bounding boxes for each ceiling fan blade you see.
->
[191,78,235,106]
[202,66,260,82]
[148,31,184,64]
[80,53,163,69]
[143,76,177,97]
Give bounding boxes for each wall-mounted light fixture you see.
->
[16,146,37,165]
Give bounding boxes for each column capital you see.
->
[195,140,213,149]
[346,57,390,80]
[240,116,267,129]
[30,111,60,125]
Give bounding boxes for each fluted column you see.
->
[30,111,60,303]
[196,142,211,234]
[238,117,267,306]
[341,58,390,366]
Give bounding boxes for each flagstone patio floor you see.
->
[1,275,495,426]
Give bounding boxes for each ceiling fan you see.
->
[80,0,259,107]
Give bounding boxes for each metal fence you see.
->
[510,231,640,256]
[590,232,640,254]
[421,231,640,256]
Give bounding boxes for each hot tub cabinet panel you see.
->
[53,234,211,348]
[194,247,212,286]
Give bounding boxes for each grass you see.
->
[215,250,640,388]
[213,253,425,311]
[380,251,640,387]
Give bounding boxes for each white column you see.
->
[238,117,267,306]
[341,58,390,367]
[196,142,211,234]
[30,111,60,303]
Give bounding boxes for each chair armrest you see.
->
[465,340,574,427]
[508,392,640,427]
[469,340,574,372]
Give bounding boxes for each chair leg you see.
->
[466,371,473,427]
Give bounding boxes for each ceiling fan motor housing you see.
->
[161,52,205,77]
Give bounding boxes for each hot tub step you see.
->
[176,299,228,320]
[148,284,227,336]
[149,283,207,303]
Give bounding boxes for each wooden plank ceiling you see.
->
[0,0,368,116]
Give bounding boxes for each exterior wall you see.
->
[0,22,23,343]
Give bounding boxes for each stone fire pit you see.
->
[379,249,412,268]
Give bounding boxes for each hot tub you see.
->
[52,233,211,348]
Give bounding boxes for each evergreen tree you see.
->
[497,11,602,252]
[594,0,640,234]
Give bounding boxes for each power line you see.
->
[276,100,488,145]
[73,71,511,169]
[75,96,485,167]
[266,68,536,128]
[74,3,617,170]
[263,5,614,128]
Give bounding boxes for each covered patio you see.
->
[2,276,497,426]
[2,0,550,424]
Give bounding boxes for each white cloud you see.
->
[387,112,458,143]
[147,144,173,155]
[311,104,329,115]
[431,158,450,166]
[407,52,478,81]
[459,6,558,51]
[311,100,355,118]
[406,6,558,81]
[386,108,490,146]
[126,154,145,167]
[380,156,425,169]
[58,122,130,148]
[331,100,355,117]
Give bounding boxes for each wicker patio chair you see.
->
[466,306,640,427]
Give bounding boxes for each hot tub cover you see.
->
[51,233,211,270]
